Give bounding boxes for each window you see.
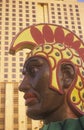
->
[12,27,16,30]
[71,21,75,24]
[19,1,22,4]
[12,13,16,16]
[63,4,66,7]
[69,9,73,12]
[19,58,23,61]
[32,6,35,9]
[51,7,54,10]
[5,13,9,16]
[0,118,4,123]
[79,31,82,33]
[70,13,73,16]
[65,21,68,24]
[12,0,16,2]
[14,128,18,130]
[75,5,78,8]
[63,8,67,11]
[77,22,81,25]
[19,18,23,21]
[5,46,8,50]
[77,17,80,20]
[0,108,5,113]
[59,21,62,23]
[1,88,5,94]
[12,69,16,72]
[57,8,61,11]
[14,88,18,93]
[19,9,22,12]
[6,4,9,7]
[19,5,22,8]
[71,17,74,20]
[51,3,54,6]
[57,4,60,6]
[5,9,9,12]
[14,98,18,103]
[5,31,9,35]
[64,12,67,15]
[26,10,29,13]
[5,17,9,21]
[4,57,8,60]
[5,36,9,40]
[51,11,55,15]
[4,74,8,78]
[65,25,69,28]
[20,74,23,78]
[25,2,29,4]
[14,108,18,113]
[75,9,79,12]
[78,26,81,29]
[79,35,83,38]
[12,18,16,21]
[14,118,18,124]
[4,68,8,72]
[64,17,68,19]
[1,97,5,103]
[69,5,72,7]
[72,26,75,29]
[20,63,23,67]
[5,27,9,30]
[12,57,16,61]
[12,63,16,66]
[6,0,9,2]
[12,32,16,35]
[12,9,16,12]
[19,23,23,26]
[19,14,23,17]
[76,13,79,16]
[19,52,23,56]
[32,2,35,5]
[26,23,29,26]
[12,5,16,8]
[58,12,61,15]
[12,74,16,78]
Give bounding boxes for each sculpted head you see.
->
[9,24,84,123]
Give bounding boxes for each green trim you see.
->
[40,116,84,130]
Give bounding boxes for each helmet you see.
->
[9,23,84,116]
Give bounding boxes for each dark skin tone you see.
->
[19,56,77,124]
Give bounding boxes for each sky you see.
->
[78,0,84,2]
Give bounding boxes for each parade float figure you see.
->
[9,24,84,130]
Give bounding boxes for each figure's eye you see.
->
[26,65,40,77]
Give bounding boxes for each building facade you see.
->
[0,0,84,130]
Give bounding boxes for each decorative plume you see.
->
[9,24,84,61]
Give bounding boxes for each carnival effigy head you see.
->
[9,24,84,118]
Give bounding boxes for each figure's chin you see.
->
[26,111,43,120]
[26,107,46,120]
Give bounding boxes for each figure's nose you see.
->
[19,76,31,92]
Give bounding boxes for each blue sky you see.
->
[78,0,84,2]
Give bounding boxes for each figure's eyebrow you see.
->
[24,57,44,67]
[22,58,40,75]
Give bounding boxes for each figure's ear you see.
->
[58,62,76,91]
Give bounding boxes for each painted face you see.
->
[19,56,64,120]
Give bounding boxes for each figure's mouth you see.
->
[24,92,39,106]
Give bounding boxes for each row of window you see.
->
[0,118,18,126]
[51,3,78,8]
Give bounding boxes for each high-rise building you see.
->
[0,0,84,130]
